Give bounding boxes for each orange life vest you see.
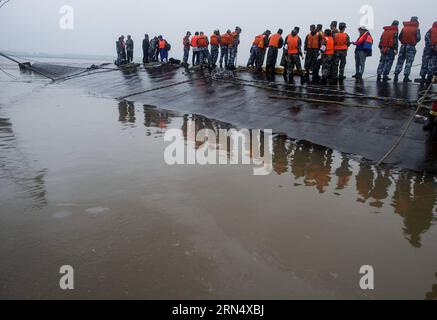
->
[269,33,281,48]
[334,32,348,51]
[230,32,238,46]
[324,36,334,55]
[221,33,231,47]
[158,40,167,49]
[401,21,419,46]
[252,35,262,46]
[380,26,398,48]
[257,34,267,49]
[197,35,208,48]
[306,33,320,49]
[287,35,300,54]
[431,22,437,46]
[191,36,198,48]
[210,34,220,46]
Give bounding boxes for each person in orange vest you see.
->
[314,24,324,79]
[333,22,351,81]
[320,29,336,84]
[284,27,303,83]
[158,35,170,62]
[220,30,232,69]
[191,32,200,66]
[255,30,271,71]
[265,29,284,79]
[376,21,399,82]
[209,30,221,69]
[420,22,437,84]
[304,25,322,82]
[228,26,242,70]
[352,26,373,80]
[197,32,209,66]
[182,31,191,66]
[247,34,262,68]
[394,16,421,83]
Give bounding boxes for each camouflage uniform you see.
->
[247,45,258,67]
[228,32,240,68]
[420,47,432,78]
[422,30,437,78]
[220,45,229,68]
[305,49,319,77]
[334,50,348,79]
[394,45,418,77]
[394,27,421,77]
[377,49,397,76]
[210,45,220,67]
[321,55,335,80]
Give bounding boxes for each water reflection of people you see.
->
[368,167,392,208]
[273,134,290,175]
[356,162,375,202]
[118,101,136,124]
[335,156,353,190]
[392,172,437,248]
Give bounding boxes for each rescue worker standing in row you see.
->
[394,16,421,83]
[377,20,399,82]
[149,37,159,62]
[116,35,126,65]
[266,29,284,79]
[255,30,271,71]
[304,25,322,83]
[247,34,261,68]
[210,30,221,69]
[285,27,303,83]
[314,24,325,78]
[197,32,209,66]
[143,34,150,64]
[333,22,350,81]
[191,32,199,66]
[182,32,191,66]
[320,29,335,84]
[421,22,437,84]
[353,26,373,80]
[228,26,242,70]
[126,35,134,63]
[158,35,169,62]
[220,30,232,69]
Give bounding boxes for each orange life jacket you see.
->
[306,33,320,49]
[380,25,398,48]
[257,34,267,49]
[197,35,208,48]
[324,36,334,55]
[401,21,419,46]
[252,35,262,46]
[210,34,220,46]
[287,35,300,54]
[191,36,198,48]
[431,22,437,46]
[158,40,167,49]
[230,32,238,46]
[269,33,281,48]
[334,32,348,51]
[221,33,231,47]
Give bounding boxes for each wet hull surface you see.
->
[0,61,437,300]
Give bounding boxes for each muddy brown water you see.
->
[1,62,437,300]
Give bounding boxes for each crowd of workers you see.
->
[116,34,171,65]
[115,18,436,85]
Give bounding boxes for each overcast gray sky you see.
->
[0,0,435,71]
